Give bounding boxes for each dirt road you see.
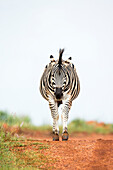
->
[22,131,113,169]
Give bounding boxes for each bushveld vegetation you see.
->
[0,110,113,169]
[0,110,113,134]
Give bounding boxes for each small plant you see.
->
[0,110,31,127]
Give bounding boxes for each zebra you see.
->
[40,49,80,141]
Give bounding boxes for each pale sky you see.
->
[0,0,113,125]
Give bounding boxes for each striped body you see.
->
[40,49,80,140]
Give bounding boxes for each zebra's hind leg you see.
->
[49,96,59,141]
[61,97,72,141]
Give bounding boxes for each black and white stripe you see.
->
[40,49,80,139]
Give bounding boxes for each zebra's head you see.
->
[49,49,72,100]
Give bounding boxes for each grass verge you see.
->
[0,127,54,169]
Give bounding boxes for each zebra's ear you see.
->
[50,55,53,59]
[67,56,72,62]
[68,57,72,60]
[65,56,72,64]
[50,55,55,62]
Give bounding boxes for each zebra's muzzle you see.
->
[55,87,63,100]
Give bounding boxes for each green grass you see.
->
[0,110,52,169]
[27,124,52,132]
[0,128,52,169]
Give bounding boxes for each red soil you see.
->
[22,130,113,169]
[2,124,113,169]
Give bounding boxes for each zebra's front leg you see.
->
[61,97,72,141]
[49,96,59,141]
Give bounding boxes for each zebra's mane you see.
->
[58,49,64,68]
[50,49,72,67]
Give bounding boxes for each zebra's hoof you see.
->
[53,133,59,141]
[62,131,69,141]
